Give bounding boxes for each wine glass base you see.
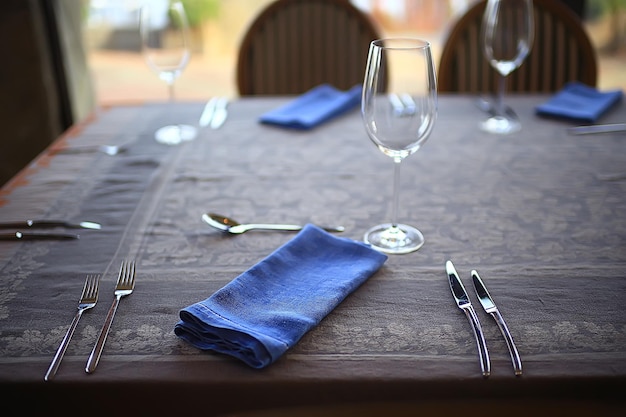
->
[481,115,521,135]
[154,124,198,145]
[364,223,424,254]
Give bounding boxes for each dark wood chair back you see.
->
[236,0,381,96]
[438,0,597,93]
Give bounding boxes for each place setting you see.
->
[445,260,522,378]
[44,260,137,380]
[2,0,626,413]
[171,38,446,371]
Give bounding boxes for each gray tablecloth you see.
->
[1,96,625,415]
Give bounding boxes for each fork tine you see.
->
[116,261,126,285]
[118,260,136,289]
[83,274,100,301]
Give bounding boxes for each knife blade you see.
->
[446,260,490,377]
[0,220,101,230]
[210,97,228,129]
[199,97,218,127]
[471,270,522,376]
[567,123,626,135]
[0,231,79,240]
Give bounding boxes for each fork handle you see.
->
[86,296,120,373]
[44,309,84,381]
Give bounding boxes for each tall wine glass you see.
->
[481,0,534,134]
[140,0,197,145]
[362,39,437,254]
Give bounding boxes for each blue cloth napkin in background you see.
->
[535,81,623,122]
[174,224,387,368]
[259,84,362,129]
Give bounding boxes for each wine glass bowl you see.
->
[480,0,534,134]
[362,38,437,254]
[140,0,197,145]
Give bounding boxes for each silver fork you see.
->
[44,274,100,381]
[85,260,136,373]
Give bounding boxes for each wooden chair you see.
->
[438,0,598,93]
[236,0,382,96]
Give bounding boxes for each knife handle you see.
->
[0,232,79,240]
[491,310,522,376]
[568,123,626,135]
[0,220,67,229]
[463,306,490,377]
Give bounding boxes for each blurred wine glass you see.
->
[140,0,197,145]
[362,38,437,254]
[481,0,534,134]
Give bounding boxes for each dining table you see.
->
[1,93,625,416]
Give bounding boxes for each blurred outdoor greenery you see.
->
[180,0,220,27]
[587,0,626,19]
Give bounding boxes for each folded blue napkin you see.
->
[535,82,623,122]
[259,84,362,129]
[174,224,387,368]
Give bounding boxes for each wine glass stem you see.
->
[391,159,401,228]
[496,74,505,116]
[167,81,175,103]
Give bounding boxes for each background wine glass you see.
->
[480,0,534,134]
[362,38,437,254]
[140,0,197,145]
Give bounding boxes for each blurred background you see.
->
[84,0,625,103]
[1,0,624,186]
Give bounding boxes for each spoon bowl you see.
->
[201,213,344,234]
[98,145,127,156]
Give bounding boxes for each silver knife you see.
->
[0,220,101,230]
[567,123,626,135]
[471,270,522,376]
[199,97,218,127]
[210,97,228,129]
[446,260,490,377]
[0,231,79,240]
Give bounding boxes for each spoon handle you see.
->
[233,224,303,233]
[233,224,344,233]
[319,226,345,233]
[249,224,302,231]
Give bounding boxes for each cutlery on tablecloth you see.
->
[475,97,517,120]
[210,97,229,129]
[567,123,626,135]
[199,97,228,129]
[45,274,100,381]
[389,93,416,117]
[0,220,101,230]
[55,144,128,156]
[471,270,522,376]
[86,260,136,373]
[0,232,80,240]
[201,212,345,234]
[446,260,490,377]
[199,97,218,127]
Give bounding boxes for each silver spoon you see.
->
[97,145,126,156]
[201,213,344,234]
